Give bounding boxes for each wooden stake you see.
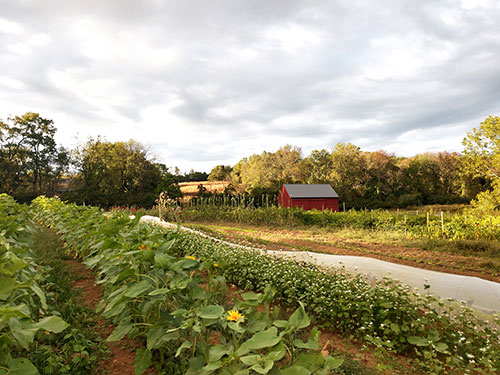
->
[343,202,346,212]
[427,212,430,228]
[441,211,444,236]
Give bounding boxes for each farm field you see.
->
[183,222,500,282]
[3,195,500,374]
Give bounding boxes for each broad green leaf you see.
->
[293,327,319,350]
[148,288,171,296]
[170,274,190,289]
[102,302,127,318]
[407,336,429,347]
[251,359,274,374]
[390,323,400,334]
[35,316,69,333]
[197,305,224,319]
[175,340,192,357]
[237,327,280,356]
[107,322,133,341]
[200,361,222,373]
[281,365,311,375]
[434,342,449,353]
[208,344,232,362]
[325,356,344,370]
[124,280,151,298]
[272,320,288,328]
[30,284,47,310]
[8,358,38,375]
[240,354,261,365]
[8,318,38,349]
[266,342,286,362]
[154,253,175,268]
[147,326,165,350]
[0,277,16,300]
[288,302,310,329]
[191,285,211,300]
[134,348,151,375]
[147,326,179,350]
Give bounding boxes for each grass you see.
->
[184,221,500,277]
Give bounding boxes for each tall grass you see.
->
[161,206,500,241]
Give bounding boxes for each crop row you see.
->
[30,196,346,375]
[159,206,500,240]
[0,195,70,374]
[29,197,500,374]
[162,217,500,374]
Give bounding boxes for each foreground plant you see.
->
[31,196,344,374]
[0,194,70,374]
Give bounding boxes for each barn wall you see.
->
[290,198,339,212]
[277,186,292,208]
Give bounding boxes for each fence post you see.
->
[427,212,430,229]
[441,211,444,237]
[490,217,493,238]
[343,202,346,212]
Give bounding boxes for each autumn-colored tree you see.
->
[462,115,500,211]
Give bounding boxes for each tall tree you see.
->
[328,143,367,207]
[208,165,233,181]
[0,113,69,198]
[462,115,500,210]
[77,139,163,207]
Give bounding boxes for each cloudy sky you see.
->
[1,0,499,172]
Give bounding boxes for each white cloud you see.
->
[0,0,499,171]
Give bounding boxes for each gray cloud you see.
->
[1,0,499,171]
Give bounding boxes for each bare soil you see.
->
[65,259,148,375]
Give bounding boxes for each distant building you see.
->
[277,184,339,211]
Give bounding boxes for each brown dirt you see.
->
[189,223,500,283]
[65,259,150,375]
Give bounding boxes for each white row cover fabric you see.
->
[139,216,500,313]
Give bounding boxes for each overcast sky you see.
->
[1,0,499,172]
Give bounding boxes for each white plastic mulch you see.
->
[138,216,500,313]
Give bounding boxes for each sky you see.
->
[0,0,499,172]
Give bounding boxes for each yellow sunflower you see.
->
[226,310,244,322]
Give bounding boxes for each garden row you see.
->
[158,206,500,241]
[31,196,347,375]
[0,195,71,374]
[36,197,500,374]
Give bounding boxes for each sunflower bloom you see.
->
[227,310,244,322]
[186,256,196,260]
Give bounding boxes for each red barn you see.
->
[278,184,339,211]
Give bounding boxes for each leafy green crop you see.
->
[0,194,70,374]
[31,196,346,374]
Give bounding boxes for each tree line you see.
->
[1,112,499,210]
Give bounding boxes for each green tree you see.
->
[303,149,333,184]
[0,112,69,198]
[207,165,232,181]
[76,139,162,207]
[328,143,367,207]
[463,115,500,211]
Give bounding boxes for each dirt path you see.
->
[65,259,143,375]
[188,223,500,283]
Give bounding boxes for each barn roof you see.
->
[283,184,339,198]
